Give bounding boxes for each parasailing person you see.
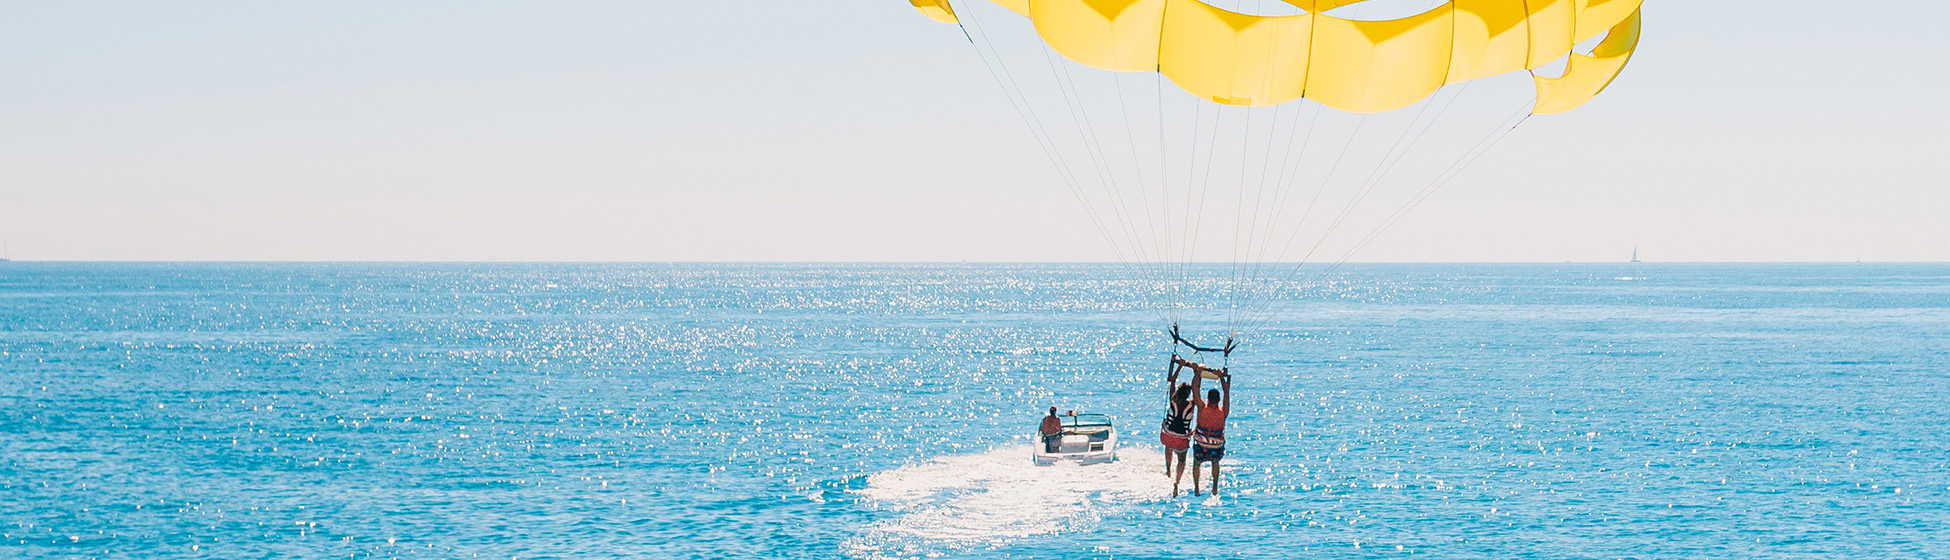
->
[1160,359,1196,496]
[1186,358,1231,496]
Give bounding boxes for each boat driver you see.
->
[1040,406,1065,452]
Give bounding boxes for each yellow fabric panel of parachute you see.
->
[910,0,959,24]
[1277,0,1368,11]
[1575,0,1642,41]
[1446,0,1530,83]
[1303,7,1455,113]
[1524,0,1578,69]
[1157,0,1311,106]
[1030,0,1168,73]
[1532,7,1640,114]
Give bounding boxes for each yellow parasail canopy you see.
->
[909,0,960,24]
[911,0,1641,114]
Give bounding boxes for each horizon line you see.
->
[0,260,1942,265]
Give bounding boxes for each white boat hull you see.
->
[1030,417,1118,466]
[1031,446,1117,466]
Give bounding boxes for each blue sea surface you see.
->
[2,263,1948,558]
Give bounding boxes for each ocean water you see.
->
[2,263,1948,559]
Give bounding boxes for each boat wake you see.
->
[844,444,1168,558]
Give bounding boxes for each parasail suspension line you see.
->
[954,7,1169,324]
[1240,99,1538,334]
[1235,83,1474,325]
[1041,42,1176,313]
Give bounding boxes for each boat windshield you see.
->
[1063,414,1112,428]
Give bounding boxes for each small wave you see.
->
[845,444,1168,558]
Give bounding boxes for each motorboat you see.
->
[1032,412,1117,466]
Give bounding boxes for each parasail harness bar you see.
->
[1170,324,1235,358]
[1170,355,1227,378]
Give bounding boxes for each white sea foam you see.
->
[845,444,1169,558]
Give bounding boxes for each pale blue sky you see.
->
[0,1,1944,262]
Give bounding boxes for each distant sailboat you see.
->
[1630,246,1640,263]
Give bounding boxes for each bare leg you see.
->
[1170,451,1188,497]
[1209,461,1221,496]
[1191,459,1203,496]
[1163,447,1172,476]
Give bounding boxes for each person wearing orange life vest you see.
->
[1189,368,1230,496]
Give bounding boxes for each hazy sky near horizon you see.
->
[1,1,1945,262]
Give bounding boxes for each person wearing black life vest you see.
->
[1160,359,1196,497]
